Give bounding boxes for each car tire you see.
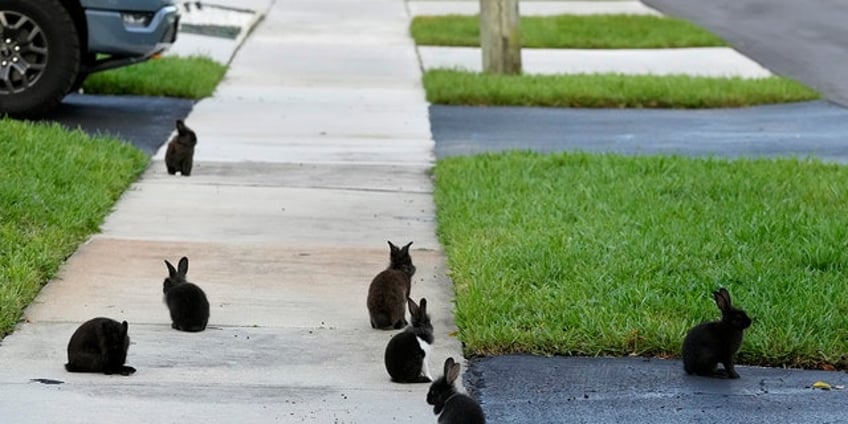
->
[0,0,80,117]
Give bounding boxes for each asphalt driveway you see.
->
[468,356,848,424]
[39,94,193,156]
[431,101,848,161]
[643,0,848,107]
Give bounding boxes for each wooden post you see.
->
[479,0,522,74]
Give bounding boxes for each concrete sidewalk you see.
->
[408,0,661,17]
[0,0,460,422]
[418,46,772,77]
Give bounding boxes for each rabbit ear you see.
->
[719,288,732,306]
[178,257,189,275]
[418,298,427,315]
[407,297,419,316]
[713,289,731,311]
[402,241,413,252]
[121,321,129,336]
[443,357,456,376]
[165,260,178,278]
[388,240,399,252]
[176,120,187,134]
[446,362,461,384]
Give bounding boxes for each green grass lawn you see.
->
[434,151,848,369]
[424,70,822,108]
[411,14,726,48]
[83,55,226,99]
[0,120,148,336]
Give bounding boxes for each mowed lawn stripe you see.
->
[434,151,848,369]
[424,70,821,108]
[411,14,727,49]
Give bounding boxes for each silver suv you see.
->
[0,0,179,117]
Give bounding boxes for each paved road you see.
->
[431,101,848,162]
[468,355,848,424]
[39,94,193,156]
[643,0,848,107]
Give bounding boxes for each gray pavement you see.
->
[408,0,661,17]
[41,94,193,155]
[431,101,848,162]
[469,356,848,424]
[643,0,848,107]
[418,46,771,77]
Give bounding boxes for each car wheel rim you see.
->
[0,11,48,95]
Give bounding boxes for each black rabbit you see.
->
[65,317,136,376]
[367,241,416,329]
[427,357,486,424]
[163,256,210,332]
[384,297,433,383]
[682,287,752,378]
[165,119,197,176]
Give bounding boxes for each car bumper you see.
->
[86,5,179,56]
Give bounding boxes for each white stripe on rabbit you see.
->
[417,335,433,380]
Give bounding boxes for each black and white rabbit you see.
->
[682,287,752,378]
[367,241,416,330]
[427,357,486,424]
[165,119,197,176]
[384,297,433,383]
[65,317,136,376]
[163,256,210,332]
